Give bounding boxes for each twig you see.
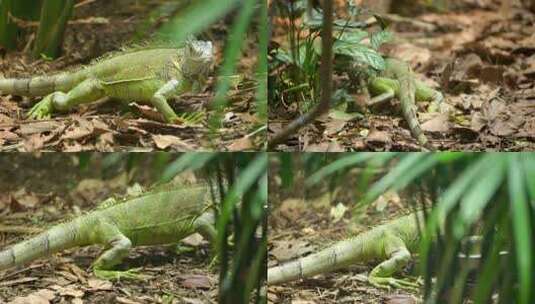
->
[0,225,42,234]
[246,125,267,138]
[268,0,334,149]
[74,0,97,9]
[0,277,38,287]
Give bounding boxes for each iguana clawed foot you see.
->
[27,94,60,119]
[94,267,151,281]
[172,111,205,126]
[368,275,421,292]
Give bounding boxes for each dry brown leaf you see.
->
[270,240,313,262]
[278,198,306,221]
[71,298,84,304]
[305,140,345,152]
[385,294,419,304]
[179,274,212,289]
[228,136,254,151]
[181,233,205,247]
[62,140,84,152]
[323,119,347,137]
[116,297,143,304]
[18,121,62,135]
[96,132,115,151]
[87,278,113,291]
[70,178,107,205]
[0,113,15,124]
[421,113,452,133]
[152,134,193,150]
[11,188,40,210]
[49,284,84,298]
[182,298,205,304]
[62,118,95,140]
[291,300,317,304]
[0,130,19,141]
[8,289,55,304]
[23,134,46,152]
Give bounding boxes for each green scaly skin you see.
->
[268,211,425,290]
[0,40,214,124]
[368,58,443,151]
[0,184,216,280]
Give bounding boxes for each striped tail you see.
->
[394,64,435,151]
[268,237,368,285]
[0,71,85,97]
[400,92,434,151]
[0,222,79,272]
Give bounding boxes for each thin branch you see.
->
[267,0,334,149]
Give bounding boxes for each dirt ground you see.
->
[0,154,218,303]
[268,0,535,151]
[0,0,263,152]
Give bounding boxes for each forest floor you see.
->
[0,154,218,304]
[267,173,424,304]
[0,0,263,152]
[269,0,535,151]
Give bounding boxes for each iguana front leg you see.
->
[150,79,181,123]
[28,78,105,119]
[368,233,420,291]
[151,79,205,124]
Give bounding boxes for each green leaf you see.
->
[209,0,256,130]
[508,155,533,304]
[361,153,434,205]
[157,0,241,43]
[161,153,217,183]
[216,153,267,261]
[305,153,392,187]
[332,41,385,70]
[33,0,74,59]
[432,154,498,223]
[454,157,505,239]
[420,155,496,263]
[370,30,392,50]
[255,0,268,121]
[337,30,368,44]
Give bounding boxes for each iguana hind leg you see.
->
[28,78,105,120]
[194,212,216,242]
[193,212,219,268]
[368,77,396,106]
[368,233,420,291]
[91,227,148,281]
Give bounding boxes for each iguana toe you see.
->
[28,99,54,120]
[94,267,150,281]
[369,276,420,292]
[172,112,205,126]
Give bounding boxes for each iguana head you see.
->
[181,40,214,84]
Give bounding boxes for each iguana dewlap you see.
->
[0,40,214,123]
[0,184,216,278]
[268,211,424,289]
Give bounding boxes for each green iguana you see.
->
[0,40,214,123]
[367,58,443,151]
[268,211,425,290]
[0,183,216,280]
